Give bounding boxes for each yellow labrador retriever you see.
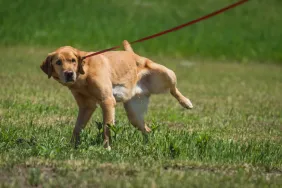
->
[40,40,193,149]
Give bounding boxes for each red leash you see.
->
[82,0,249,60]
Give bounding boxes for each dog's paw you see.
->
[181,98,193,109]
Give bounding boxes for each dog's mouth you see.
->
[66,78,75,83]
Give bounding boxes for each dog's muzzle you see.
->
[64,71,75,82]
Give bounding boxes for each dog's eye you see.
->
[56,60,62,65]
[71,58,76,63]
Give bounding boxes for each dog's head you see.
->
[40,46,85,85]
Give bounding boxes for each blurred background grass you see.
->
[0,0,281,62]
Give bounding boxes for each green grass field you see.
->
[1,0,282,187]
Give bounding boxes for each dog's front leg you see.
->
[100,96,116,150]
[71,106,96,146]
[71,92,97,147]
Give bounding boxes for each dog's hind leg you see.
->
[170,86,193,109]
[123,95,151,134]
[143,59,193,109]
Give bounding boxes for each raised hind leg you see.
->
[122,40,193,109]
[143,59,193,109]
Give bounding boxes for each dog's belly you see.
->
[112,83,148,102]
[112,85,130,102]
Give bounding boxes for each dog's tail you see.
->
[123,40,134,53]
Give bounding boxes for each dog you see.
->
[40,40,193,149]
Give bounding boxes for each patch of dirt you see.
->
[0,161,139,187]
[0,165,56,187]
[163,164,282,177]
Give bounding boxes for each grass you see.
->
[0,46,282,187]
[1,0,282,187]
[0,0,282,62]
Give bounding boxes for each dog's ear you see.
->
[40,53,54,79]
[74,50,85,75]
[77,56,85,75]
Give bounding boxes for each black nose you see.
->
[65,71,74,82]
